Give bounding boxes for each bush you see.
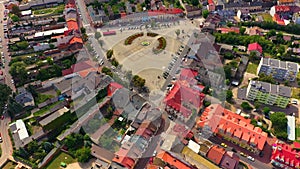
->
[124,32,144,45]
[241,102,253,110]
[147,32,158,37]
[106,49,113,59]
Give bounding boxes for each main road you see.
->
[0,2,15,167]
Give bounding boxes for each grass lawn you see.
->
[35,94,54,105]
[296,126,300,141]
[46,152,76,169]
[260,13,273,22]
[246,62,258,74]
[292,87,300,99]
[33,101,62,117]
[33,4,65,15]
[3,161,17,169]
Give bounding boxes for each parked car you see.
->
[291,99,298,105]
[247,156,255,162]
[240,152,247,157]
[221,143,227,148]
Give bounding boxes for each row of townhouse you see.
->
[198,104,268,155]
[246,80,292,108]
[257,57,299,82]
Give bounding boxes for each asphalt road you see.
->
[0,3,15,92]
[0,2,14,167]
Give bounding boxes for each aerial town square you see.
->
[1,0,300,168]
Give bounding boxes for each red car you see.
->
[1,115,4,120]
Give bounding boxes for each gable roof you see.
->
[248,42,263,53]
[207,145,226,165]
[62,60,95,76]
[157,151,193,169]
[220,152,239,169]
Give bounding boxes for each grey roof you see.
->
[249,81,292,97]
[261,58,299,72]
[15,90,34,106]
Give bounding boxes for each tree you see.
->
[175,29,180,37]
[131,75,146,88]
[202,10,209,19]
[0,84,12,113]
[9,61,27,82]
[27,141,39,154]
[42,142,53,153]
[203,100,211,107]
[263,107,271,115]
[241,102,253,110]
[16,41,29,50]
[226,90,233,101]
[11,5,21,16]
[224,52,234,60]
[101,67,113,77]
[80,27,86,34]
[254,101,261,109]
[111,58,119,67]
[270,112,288,139]
[239,27,246,35]
[266,29,276,38]
[46,57,53,65]
[94,32,102,39]
[11,15,20,22]
[57,17,65,22]
[191,0,199,6]
[75,147,91,162]
[106,49,113,59]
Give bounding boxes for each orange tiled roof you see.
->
[198,104,268,151]
[67,20,79,30]
[157,151,192,169]
[207,145,226,165]
[70,36,83,44]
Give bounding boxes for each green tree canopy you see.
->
[202,10,209,19]
[9,61,27,82]
[0,84,12,113]
[241,102,253,110]
[75,147,91,162]
[270,112,288,139]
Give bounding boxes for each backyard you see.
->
[46,152,76,169]
[2,161,17,169]
[260,13,273,22]
[33,101,63,117]
[296,125,300,141]
[292,87,300,99]
[246,62,258,74]
[33,4,65,15]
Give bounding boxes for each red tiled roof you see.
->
[248,42,263,54]
[164,82,205,118]
[208,0,214,4]
[179,68,198,84]
[112,155,135,169]
[216,27,240,34]
[147,8,183,16]
[198,104,268,151]
[271,143,300,168]
[172,123,192,139]
[207,145,226,165]
[108,82,123,96]
[69,36,83,44]
[157,151,192,169]
[275,5,291,12]
[62,60,94,76]
[135,127,154,140]
[67,20,79,30]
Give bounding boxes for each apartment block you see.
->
[257,57,299,81]
[246,80,291,108]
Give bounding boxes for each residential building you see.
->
[257,57,299,81]
[245,27,263,36]
[15,87,35,107]
[185,5,202,18]
[207,0,216,11]
[156,151,197,169]
[216,27,240,34]
[271,142,300,168]
[270,5,300,25]
[91,144,114,168]
[277,0,295,5]
[247,42,263,56]
[181,147,220,169]
[223,2,262,12]
[18,0,64,11]
[220,151,239,169]
[207,145,226,165]
[197,104,268,154]
[9,120,30,149]
[87,6,109,27]
[246,80,292,108]
[237,9,251,21]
